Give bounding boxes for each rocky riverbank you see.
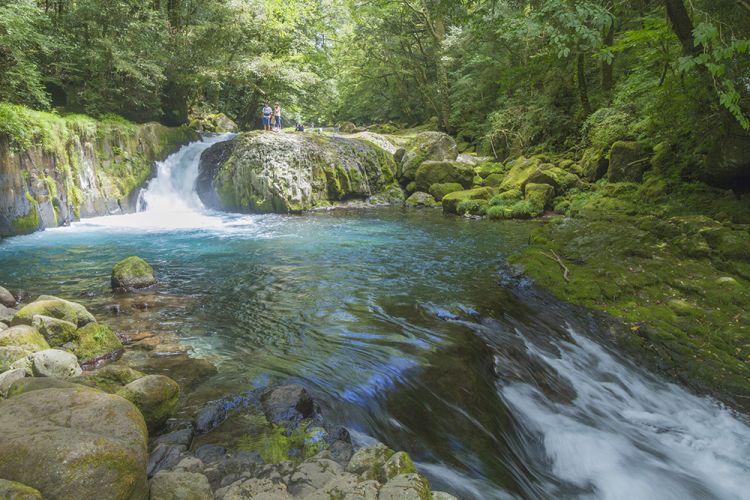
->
[0,258,455,499]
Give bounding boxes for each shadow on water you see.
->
[2,147,749,499]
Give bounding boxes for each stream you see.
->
[1,135,749,499]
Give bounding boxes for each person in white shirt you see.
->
[262,103,273,131]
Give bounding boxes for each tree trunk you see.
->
[664,0,700,55]
[432,16,451,132]
[601,23,615,93]
[577,53,592,116]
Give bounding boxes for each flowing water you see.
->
[1,135,749,499]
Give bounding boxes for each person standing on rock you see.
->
[262,102,273,131]
[274,102,282,131]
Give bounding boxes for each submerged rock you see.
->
[196,132,398,214]
[0,386,149,499]
[111,256,157,291]
[260,384,316,425]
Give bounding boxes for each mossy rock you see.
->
[12,296,96,328]
[0,478,42,499]
[607,141,652,183]
[345,443,395,481]
[429,183,463,202]
[74,364,145,393]
[442,187,494,215]
[405,192,439,208]
[31,315,77,346]
[414,161,474,192]
[0,346,34,373]
[0,385,149,499]
[475,162,505,179]
[378,473,432,500]
[524,183,555,211]
[580,148,609,182]
[484,173,505,187]
[118,375,179,433]
[456,199,489,216]
[399,132,458,183]
[486,200,541,220]
[74,323,123,362]
[0,325,50,353]
[522,166,582,195]
[383,451,417,481]
[498,156,543,192]
[111,256,156,291]
[339,121,357,133]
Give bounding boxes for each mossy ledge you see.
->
[510,175,750,413]
[0,103,198,237]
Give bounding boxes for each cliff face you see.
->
[0,106,198,236]
[196,131,400,213]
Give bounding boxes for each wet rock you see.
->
[121,331,156,343]
[0,478,42,499]
[307,473,380,499]
[75,363,145,393]
[31,315,77,346]
[0,286,16,308]
[104,303,122,315]
[432,492,459,500]
[31,349,82,378]
[11,295,96,328]
[153,427,194,449]
[148,443,187,478]
[194,400,229,434]
[217,477,290,500]
[118,374,179,432]
[0,303,16,325]
[74,323,124,362]
[174,456,205,474]
[149,470,212,500]
[0,386,149,499]
[111,256,157,291]
[0,368,26,398]
[260,384,316,425]
[195,444,227,464]
[383,451,417,481]
[378,473,431,500]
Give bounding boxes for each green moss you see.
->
[12,193,41,235]
[524,183,554,211]
[414,161,474,192]
[429,182,463,202]
[456,199,488,216]
[442,187,494,215]
[486,199,540,220]
[74,323,123,362]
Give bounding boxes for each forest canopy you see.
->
[1,0,749,161]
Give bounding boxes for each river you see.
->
[1,135,749,499]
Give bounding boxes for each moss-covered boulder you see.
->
[74,323,124,362]
[405,192,439,208]
[429,182,463,202]
[31,315,77,346]
[339,121,357,133]
[0,385,149,499]
[197,132,397,213]
[484,173,505,187]
[346,443,395,481]
[111,256,156,291]
[523,166,581,195]
[399,132,458,184]
[12,296,96,328]
[383,451,417,481]
[414,161,474,192]
[74,364,145,393]
[608,141,652,183]
[498,156,542,191]
[442,187,494,215]
[475,162,505,179]
[0,325,50,352]
[0,346,32,372]
[118,374,179,432]
[0,479,42,499]
[189,112,238,133]
[580,148,609,182]
[525,183,555,211]
[379,473,432,500]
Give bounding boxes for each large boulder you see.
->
[118,374,179,432]
[500,157,581,195]
[31,349,82,378]
[111,256,157,291]
[74,322,123,362]
[0,285,16,307]
[12,296,96,328]
[524,183,555,211]
[75,363,145,393]
[607,141,652,183]
[429,183,463,202]
[414,161,474,192]
[399,132,458,184]
[0,386,149,499]
[197,132,397,214]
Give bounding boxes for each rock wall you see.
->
[196,132,399,213]
[0,107,198,237]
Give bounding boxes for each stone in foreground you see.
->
[31,349,82,378]
[112,256,157,291]
[0,386,149,500]
[0,478,42,499]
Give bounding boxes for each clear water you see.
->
[1,137,749,499]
